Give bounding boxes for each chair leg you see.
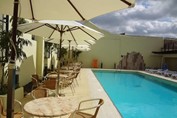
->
[74,78,79,86]
[70,84,75,95]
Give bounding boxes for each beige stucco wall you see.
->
[35,36,44,76]
[79,35,164,69]
[17,34,37,86]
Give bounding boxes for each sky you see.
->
[91,0,177,39]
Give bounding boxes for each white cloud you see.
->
[91,0,177,38]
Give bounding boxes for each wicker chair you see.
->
[0,99,24,118]
[31,74,46,90]
[69,98,104,118]
[59,73,77,95]
[31,87,59,99]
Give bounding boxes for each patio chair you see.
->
[170,73,177,80]
[59,73,77,95]
[162,70,176,77]
[69,98,104,118]
[43,78,58,90]
[31,87,59,99]
[156,69,168,75]
[145,69,159,74]
[31,74,46,90]
[0,99,24,118]
[73,66,81,85]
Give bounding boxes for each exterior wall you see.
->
[162,54,177,71]
[17,34,37,86]
[120,35,163,68]
[79,35,164,69]
[79,35,121,69]
[35,36,44,76]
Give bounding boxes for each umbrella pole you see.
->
[7,0,19,117]
[57,32,63,96]
[67,40,71,69]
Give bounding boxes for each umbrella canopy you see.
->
[0,0,135,21]
[0,1,135,117]
[18,20,103,96]
[61,39,95,46]
[63,44,91,51]
[18,20,103,45]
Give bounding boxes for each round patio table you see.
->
[47,73,68,79]
[24,97,78,117]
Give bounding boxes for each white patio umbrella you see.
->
[18,20,103,60]
[18,20,103,45]
[47,39,94,60]
[49,37,96,46]
[63,44,91,51]
[0,0,135,21]
[17,19,103,95]
[0,0,135,116]
[17,20,103,61]
[60,39,93,61]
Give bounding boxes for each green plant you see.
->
[59,47,67,59]
[44,42,53,58]
[0,83,8,95]
[0,17,32,95]
[72,50,82,61]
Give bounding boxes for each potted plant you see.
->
[72,50,82,61]
[0,17,32,95]
[58,47,67,66]
[44,42,67,74]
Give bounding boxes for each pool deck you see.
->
[23,68,122,118]
[23,68,177,118]
[80,68,122,118]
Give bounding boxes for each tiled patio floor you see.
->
[22,68,121,118]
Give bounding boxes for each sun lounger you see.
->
[170,73,177,80]
[156,69,168,75]
[145,69,162,74]
[162,71,176,77]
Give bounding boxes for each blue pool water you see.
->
[93,70,177,118]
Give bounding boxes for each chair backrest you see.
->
[77,98,104,117]
[43,78,58,90]
[31,87,59,99]
[31,74,41,85]
[31,88,48,99]
[94,99,104,117]
[32,74,40,81]
[0,99,4,115]
[32,74,45,82]
[0,99,24,117]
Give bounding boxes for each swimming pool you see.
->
[93,70,177,118]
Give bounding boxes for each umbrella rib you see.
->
[24,24,46,33]
[63,25,68,31]
[60,25,66,33]
[45,24,62,38]
[50,24,61,38]
[66,25,77,43]
[46,38,54,42]
[67,0,85,20]
[45,24,58,31]
[48,29,55,39]
[66,26,79,33]
[73,40,78,45]
[120,0,133,7]
[29,0,35,20]
[0,19,6,23]
[78,28,98,40]
[84,40,92,45]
